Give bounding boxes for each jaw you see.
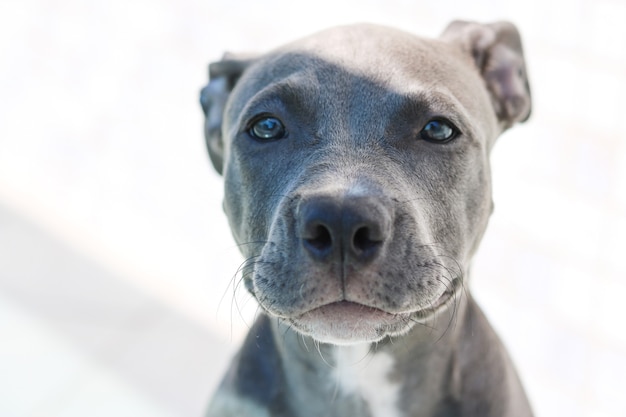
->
[277,277,464,345]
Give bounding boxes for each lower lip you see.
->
[310,300,398,319]
[295,300,409,331]
[292,300,408,344]
[300,279,460,321]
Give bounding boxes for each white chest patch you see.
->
[333,345,401,417]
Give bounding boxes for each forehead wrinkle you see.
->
[232,49,485,144]
[234,72,320,128]
[409,88,476,137]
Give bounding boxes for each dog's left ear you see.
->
[441,21,531,130]
[200,54,255,175]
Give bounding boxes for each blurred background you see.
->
[1,0,625,416]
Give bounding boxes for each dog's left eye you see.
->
[249,117,286,141]
[419,119,458,143]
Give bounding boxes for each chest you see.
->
[333,345,402,417]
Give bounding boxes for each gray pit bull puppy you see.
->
[200,20,533,417]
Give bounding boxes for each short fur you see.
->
[200,21,533,417]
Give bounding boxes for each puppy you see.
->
[200,21,533,417]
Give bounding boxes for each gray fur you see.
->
[201,21,533,417]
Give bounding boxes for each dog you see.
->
[200,20,533,417]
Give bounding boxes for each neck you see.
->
[271,293,469,417]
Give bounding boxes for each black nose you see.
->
[297,194,391,263]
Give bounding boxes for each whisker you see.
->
[216,255,256,316]
[232,240,270,249]
[300,332,310,352]
[315,339,333,368]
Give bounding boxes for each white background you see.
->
[1,0,625,416]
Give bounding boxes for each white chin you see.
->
[301,328,387,346]
[288,300,413,345]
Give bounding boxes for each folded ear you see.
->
[200,54,255,174]
[441,21,531,130]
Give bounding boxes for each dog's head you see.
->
[200,22,531,345]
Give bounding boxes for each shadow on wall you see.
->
[0,202,231,416]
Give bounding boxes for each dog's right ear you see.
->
[200,54,255,175]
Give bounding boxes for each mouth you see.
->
[290,301,411,345]
[411,277,462,319]
[287,278,462,345]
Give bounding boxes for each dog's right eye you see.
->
[248,116,286,141]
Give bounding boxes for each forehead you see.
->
[255,25,474,93]
[229,24,495,137]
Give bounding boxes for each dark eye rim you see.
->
[419,118,460,144]
[246,114,287,142]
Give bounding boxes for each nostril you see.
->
[297,193,390,263]
[305,224,333,252]
[353,226,381,253]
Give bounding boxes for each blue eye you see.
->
[420,119,457,143]
[249,116,286,141]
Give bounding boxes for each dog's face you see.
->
[201,22,530,345]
